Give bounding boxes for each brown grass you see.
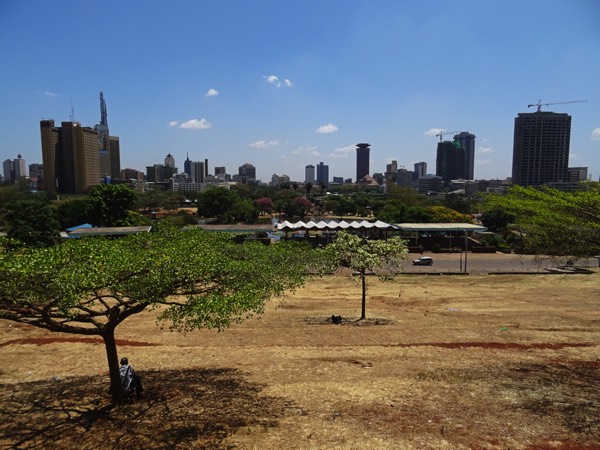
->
[1,273,599,449]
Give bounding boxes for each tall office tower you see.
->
[2,159,12,181]
[184,152,191,176]
[92,91,120,180]
[414,161,427,180]
[108,136,120,180]
[453,132,476,180]
[190,161,205,183]
[385,160,398,183]
[164,153,176,168]
[512,111,571,186]
[41,120,103,195]
[316,162,329,185]
[305,164,315,184]
[238,163,256,183]
[356,143,370,182]
[436,141,466,186]
[3,154,27,182]
[204,159,209,178]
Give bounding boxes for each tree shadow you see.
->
[0,368,290,449]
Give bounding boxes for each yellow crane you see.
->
[527,99,588,112]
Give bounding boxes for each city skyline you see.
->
[1,1,599,183]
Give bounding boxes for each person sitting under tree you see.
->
[119,357,144,399]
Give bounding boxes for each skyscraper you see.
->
[436,141,466,186]
[316,162,329,186]
[238,163,256,183]
[190,161,205,183]
[414,162,427,180]
[2,154,26,182]
[512,111,571,186]
[41,120,104,195]
[453,132,476,180]
[305,164,315,184]
[356,143,370,182]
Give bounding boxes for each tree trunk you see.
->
[103,327,124,404]
[360,270,367,320]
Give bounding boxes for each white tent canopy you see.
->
[276,220,397,231]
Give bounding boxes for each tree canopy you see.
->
[87,184,138,227]
[5,198,61,248]
[483,185,600,258]
[0,227,318,403]
[322,232,407,320]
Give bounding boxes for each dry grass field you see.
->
[1,272,599,449]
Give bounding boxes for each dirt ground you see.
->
[1,272,599,449]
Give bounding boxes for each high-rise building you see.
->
[184,153,191,176]
[512,111,571,186]
[41,120,105,195]
[305,164,315,184]
[92,91,121,180]
[316,162,329,186]
[164,153,176,168]
[3,154,26,182]
[238,163,256,183]
[356,143,370,182]
[190,161,205,183]
[414,162,427,181]
[453,132,476,180]
[436,141,466,186]
[385,160,398,184]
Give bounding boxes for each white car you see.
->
[412,257,433,266]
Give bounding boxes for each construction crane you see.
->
[435,130,462,142]
[527,99,588,112]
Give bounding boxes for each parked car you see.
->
[412,256,433,266]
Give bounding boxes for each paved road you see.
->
[401,252,595,274]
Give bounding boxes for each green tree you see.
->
[480,208,515,233]
[55,197,93,229]
[322,232,407,320]
[426,205,473,223]
[5,199,61,247]
[88,184,137,227]
[0,227,317,404]
[197,187,241,219]
[483,185,600,257]
[377,201,432,223]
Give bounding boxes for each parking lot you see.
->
[401,252,596,274]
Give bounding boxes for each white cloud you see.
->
[250,139,280,149]
[290,146,319,156]
[205,88,219,97]
[264,74,293,88]
[44,91,58,97]
[179,118,211,129]
[475,159,491,165]
[591,127,600,141]
[167,121,179,127]
[477,147,494,154]
[316,123,339,134]
[424,128,445,137]
[329,144,354,159]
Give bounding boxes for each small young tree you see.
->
[0,227,317,404]
[323,232,408,320]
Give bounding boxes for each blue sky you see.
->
[1,0,599,183]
